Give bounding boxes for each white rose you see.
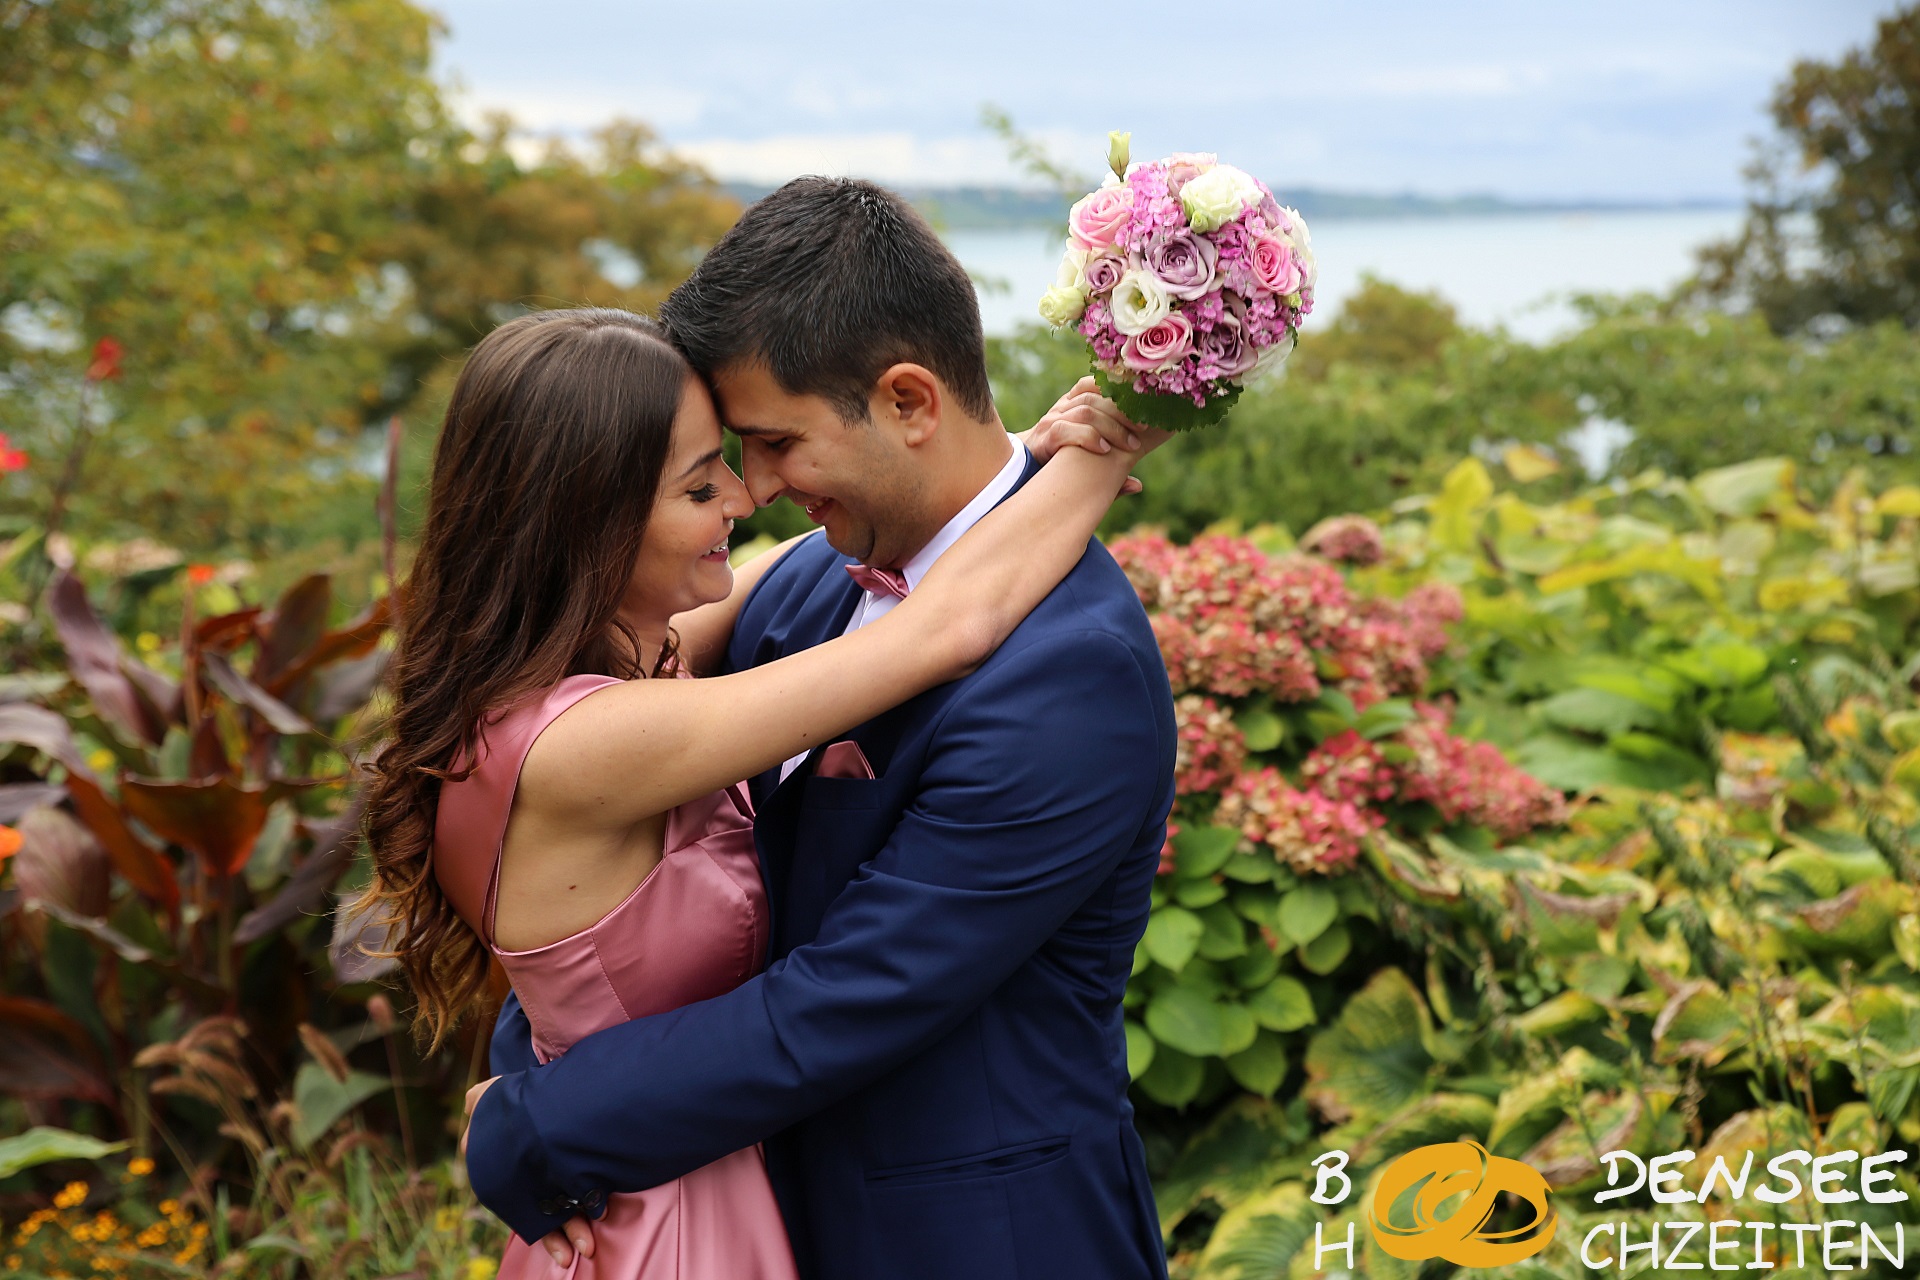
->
[1180,165,1262,233]
[1281,207,1317,290]
[1109,268,1171,335]
[1245,331,1297,387]
[1056,244,1090,289]
[1038,284,1088,327]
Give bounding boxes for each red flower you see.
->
[0,433,25,473]
[85,337,124,382]
[186,564,217,586]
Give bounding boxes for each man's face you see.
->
[711,360,931,568]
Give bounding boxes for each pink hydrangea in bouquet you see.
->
[1037,132,1315,432]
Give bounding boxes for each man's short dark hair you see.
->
[660,177,995,423]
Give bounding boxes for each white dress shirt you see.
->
[779,436,1028,781]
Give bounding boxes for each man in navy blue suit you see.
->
[463,176,1177,1280]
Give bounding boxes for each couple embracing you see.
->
[367,177,1178,1280]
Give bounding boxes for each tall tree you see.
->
[1695,7,1920,334]
[0,0,738,558]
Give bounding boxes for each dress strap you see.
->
[432,674,624,943]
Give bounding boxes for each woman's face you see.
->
[623,377,755,626]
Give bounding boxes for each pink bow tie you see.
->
[846,563,911,601]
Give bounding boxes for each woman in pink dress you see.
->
[361,307,1152,1279]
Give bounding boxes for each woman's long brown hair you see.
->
[363,307,690,1048]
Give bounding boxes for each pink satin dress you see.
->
[434,674,799,1280]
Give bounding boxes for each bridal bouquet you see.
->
[1038,134,1315,432]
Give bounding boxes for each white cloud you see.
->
[674,130,1105,187]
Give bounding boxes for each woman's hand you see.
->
[1018,376,1149,495]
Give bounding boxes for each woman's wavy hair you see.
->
[363,306,690,1049]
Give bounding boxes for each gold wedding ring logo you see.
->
[1367,1140,1558,1266]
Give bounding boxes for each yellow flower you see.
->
[54,1181,89,1209]
[135,631,162,653]
[127,1157,154,1177]
[464,1259,498,1280]
[137,1223,168,1248]
[86,748,116,774]
[157,1199,180,1217]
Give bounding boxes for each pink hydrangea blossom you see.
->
[1217,767,1378,874]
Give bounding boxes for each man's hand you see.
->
[1019,376,1149,495]
[464,1076,595,1267]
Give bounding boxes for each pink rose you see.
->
[1082,251,1126,296]
[1197,310,1257,379]
[1250,234,1306,295]
[1165,151,1218,195]
[1068,186,1135,250]
[1121,311,1194,372]
[1141,230,1219,301]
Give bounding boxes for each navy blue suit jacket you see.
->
[470,459,1177,1280]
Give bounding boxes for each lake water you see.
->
[945,209,1744,344]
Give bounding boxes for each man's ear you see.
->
[870,363,942,447]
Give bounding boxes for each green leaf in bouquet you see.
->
[1173,824,1240,879]
[1091,368,1242,435]
[1233,701,1286,753]
[1124,1018,1155,1080]
[1247,975,1316,1032]
[1146,985,1229,1057]
[1143,905,1205,971]
[1136,1043,1205,1107]
[1196,902,1249,960]
[1277,884,1338,946]
[1299,923,1352,974]
[1224,1030,1288,1097]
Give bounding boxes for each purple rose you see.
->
[1197,309,1257,379]
[1082,251,1126,296]
[1141,231,1220,301]
[1121,311,1195,372]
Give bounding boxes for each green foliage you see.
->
[1694,6,1920,333]
[0,0,739,558]
[1143,461,1920,1277]
[986,282,1920,541]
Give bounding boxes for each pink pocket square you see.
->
[817,740,875,780]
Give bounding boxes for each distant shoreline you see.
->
[719,181,1739,231]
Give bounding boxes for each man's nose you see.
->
[740,442,783,509]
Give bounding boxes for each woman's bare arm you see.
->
[671,534,811,675]
[518,409,1164,834]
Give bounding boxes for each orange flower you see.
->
[186,564,216,586]
[127,1157,154,1177]
[0,823,21,866]
[85,337,124,382]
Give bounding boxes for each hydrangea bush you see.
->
[1109,530,1566,1108]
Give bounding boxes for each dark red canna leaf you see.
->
[13,806,110,918]
[0,995,113,1104]
[196,607,263,653]
[202,651,315,736]
[121,775,274,879]
[253,575,330,688]
[234,797,365,945]
[269,595,390,699]
[65,773,179,910]
[47,570,166,747]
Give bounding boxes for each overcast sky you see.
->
[425,1,1893,201]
